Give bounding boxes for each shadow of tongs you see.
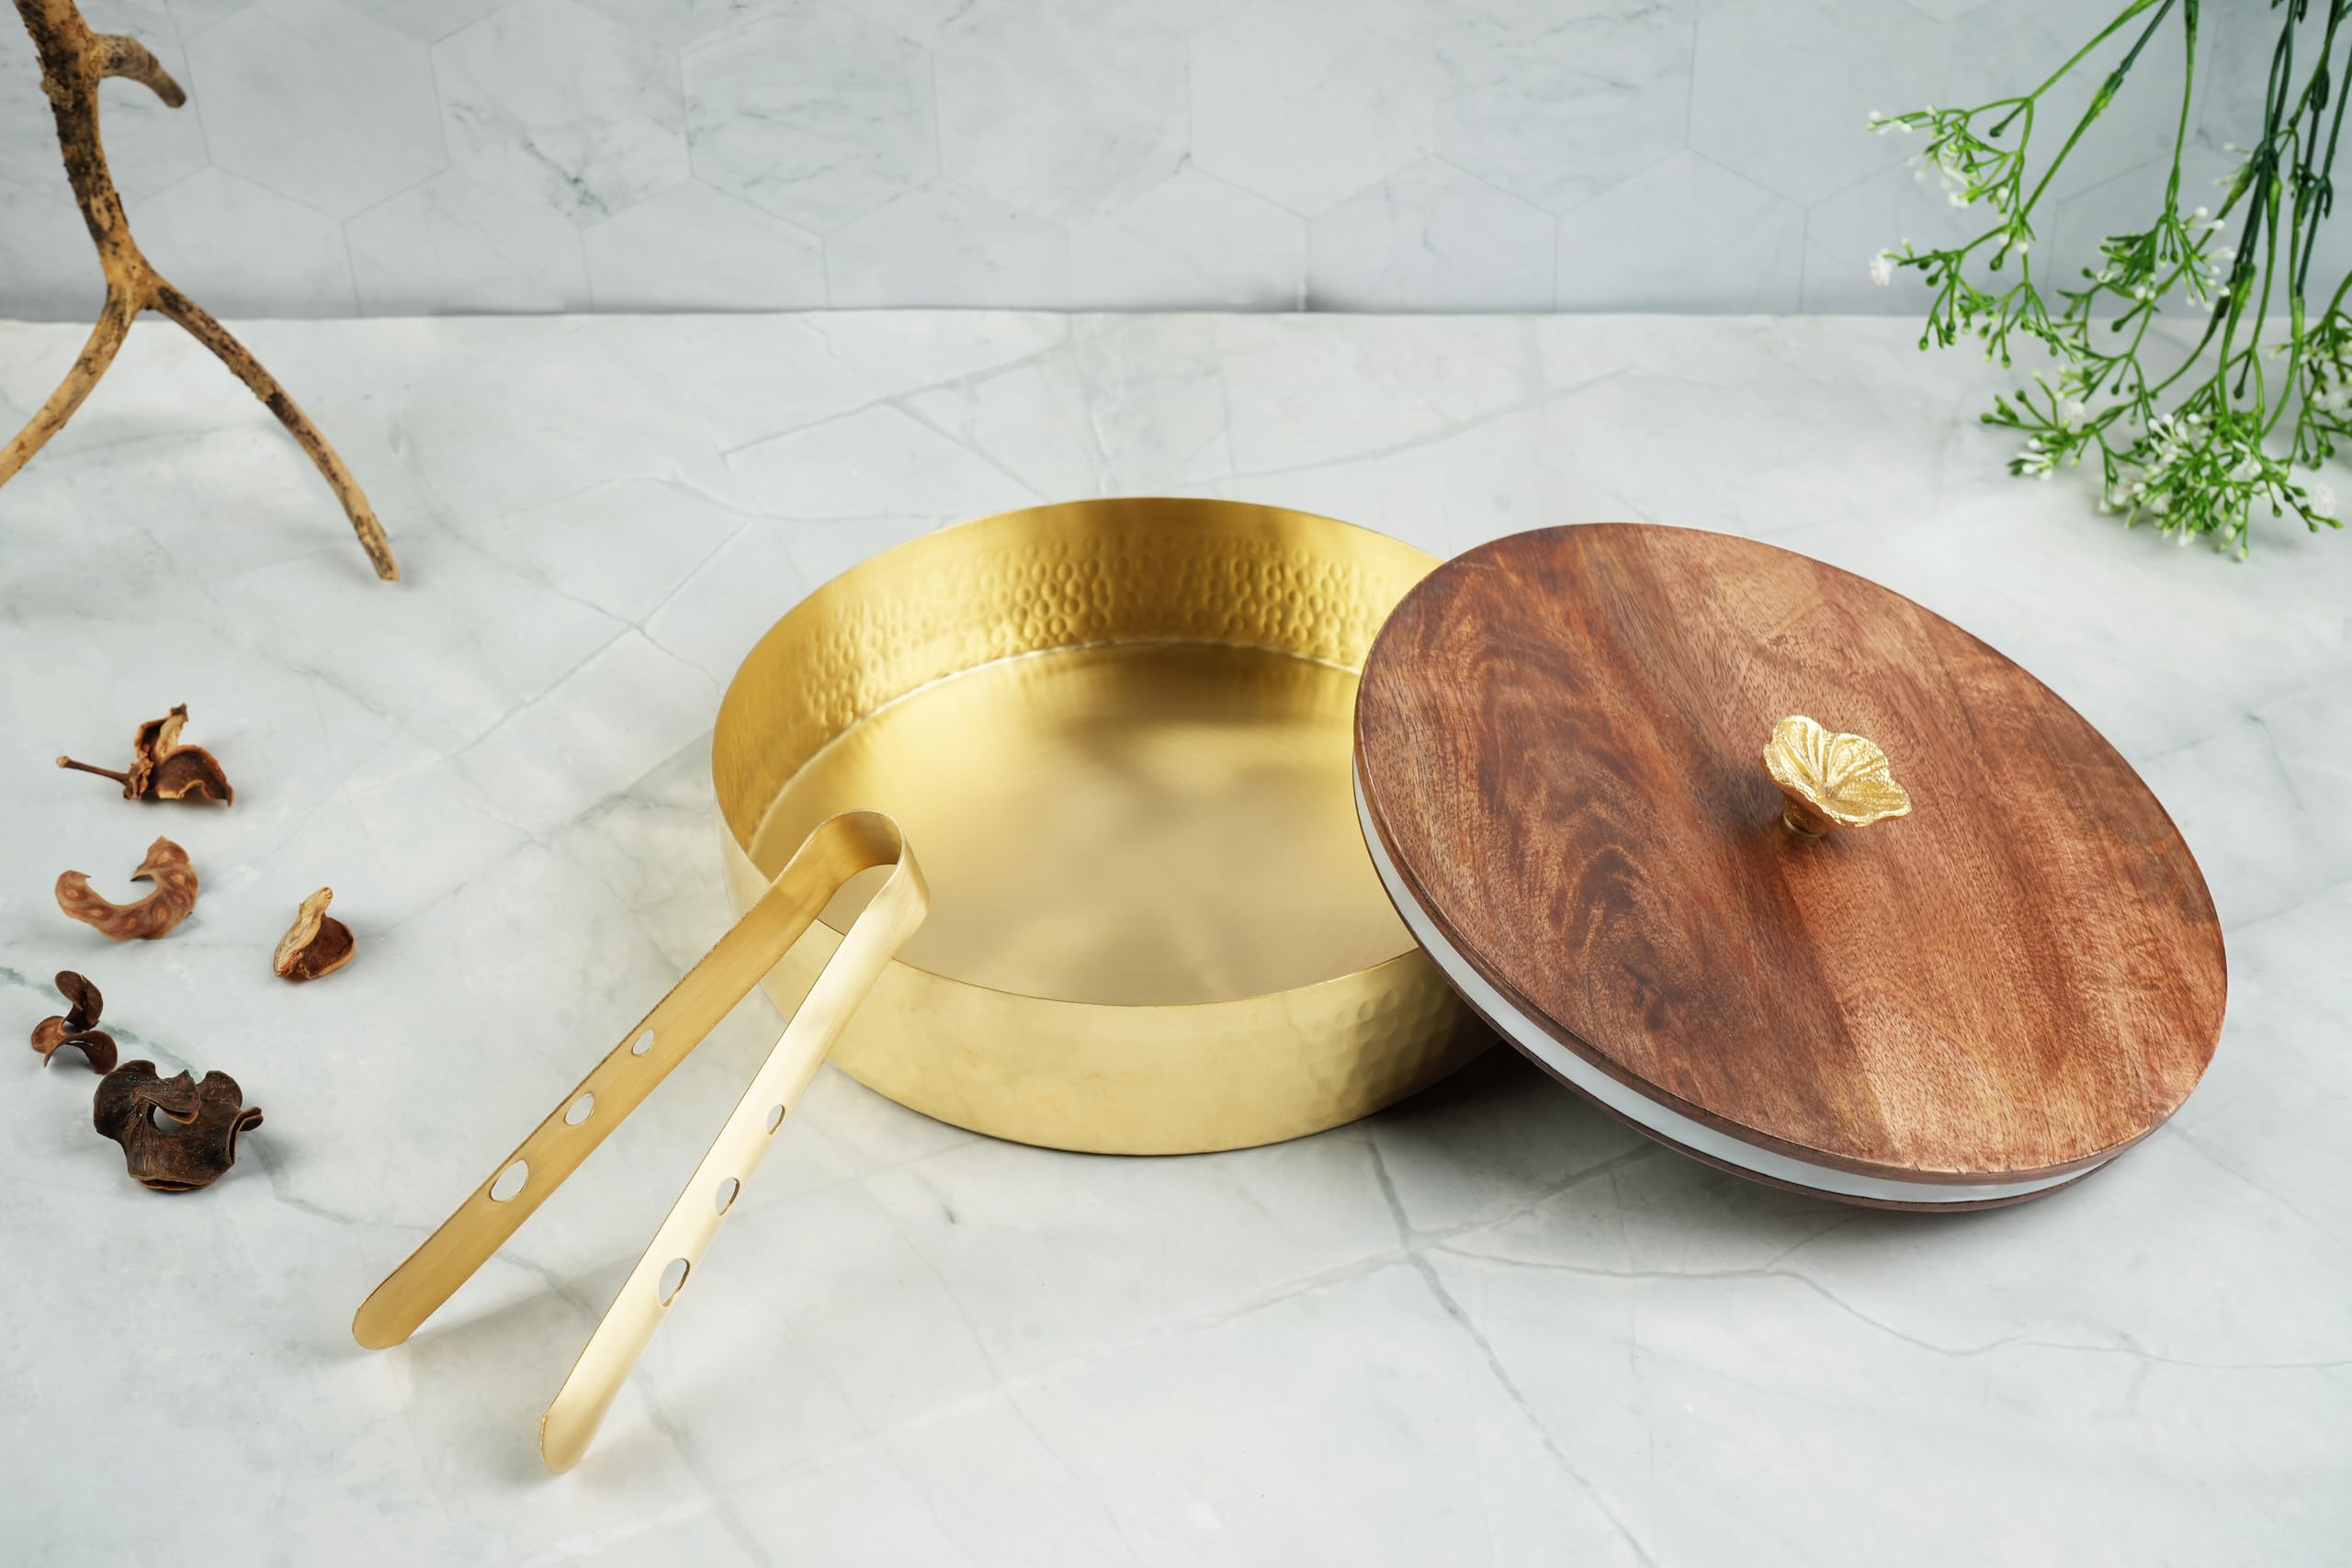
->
[351,811,927,1472]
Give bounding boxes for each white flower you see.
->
[2058,398,2087,428]
[1868,252,1895,288]
[2306,482,2337,519]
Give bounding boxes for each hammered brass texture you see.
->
[711,498,1488,1155]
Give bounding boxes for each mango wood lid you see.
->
[1351,524,2226,1209]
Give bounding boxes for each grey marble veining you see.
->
[0,0,2285,317]
[682,5,937,234]
[434,0,691,224]
[0,310,2346,1567]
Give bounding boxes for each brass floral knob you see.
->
[1762,716,1912,837]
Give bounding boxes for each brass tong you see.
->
[353,811,926,1472]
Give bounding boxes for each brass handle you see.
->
[1762,716,1912,837]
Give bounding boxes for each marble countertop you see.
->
[1,310,2346,1568]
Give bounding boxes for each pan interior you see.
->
[751,637,1411,1006]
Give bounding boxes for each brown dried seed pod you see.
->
[55,969,99,1027]
[55,703,233,804]
[92,1061,263,1191]
[146,748,234,802]
[128,705,187,795]
[29,970,118,1073]
[56,837,198,940]
[28,1017,116,1071]
[273,887,355,982]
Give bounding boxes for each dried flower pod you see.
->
[55,703,234,804]
[56,837,198,941]
[273,887,355,982]
[29,970,119,1073]
[129,705,188,795]
[92,1061,263,1192]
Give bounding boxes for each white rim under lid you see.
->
[1352,764,2098,1206]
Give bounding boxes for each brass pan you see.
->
[712,497,1487,1154]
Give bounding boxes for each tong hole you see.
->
[490,1160,528,1202]
[657,1258,690,1306]
[714,1178,740,1214]
[630,1030,654,1056]
[565,1092,595,1126]
[764,1104,785,1134]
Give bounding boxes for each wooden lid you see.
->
[1352,525,2226,1208]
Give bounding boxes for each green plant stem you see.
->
[1896,0,2351,553]
[1992,0,2163,133]
[2018,0,2178,221]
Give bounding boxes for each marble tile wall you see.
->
[0,0,2278,320]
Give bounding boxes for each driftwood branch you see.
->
[2,0,397,581]
[96,32,180,102]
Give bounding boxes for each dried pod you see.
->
[146,748,235,802]
[129,705,189,795]
[92,1061,263,1192]
[29,970,118,1073]
[273,887,355,982]
[55,703,234,804]
[56,837,198,941]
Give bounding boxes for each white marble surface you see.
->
[1,309,2348,1567]
[0,0,2291,318]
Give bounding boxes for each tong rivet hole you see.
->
[490,1160,528,1202]
[657,1258,690,1306]
[630,1030,654,1056]
[565,1093,594,1126]
[714,1178,740,1214]
[764,1104,785,1134]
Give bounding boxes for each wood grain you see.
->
[1355,524,2226,1186]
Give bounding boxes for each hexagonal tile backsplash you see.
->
[0,0,2266,319]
